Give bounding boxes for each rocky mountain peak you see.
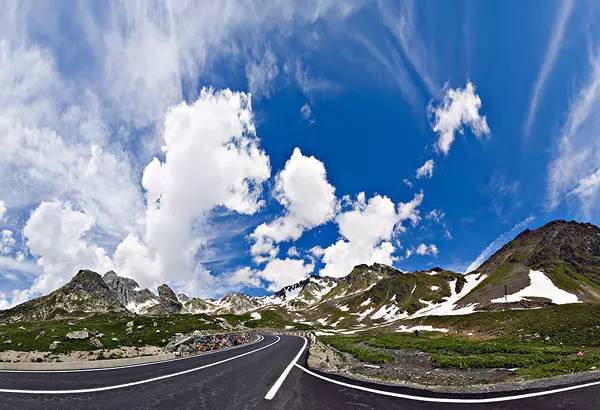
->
[158,284,178,302]
[0,270,127,323]
[146,284,183,315]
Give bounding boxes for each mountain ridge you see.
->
[1,219,598,326]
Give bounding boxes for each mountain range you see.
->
[1,220,599,328]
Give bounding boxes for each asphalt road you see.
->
[1,334,599,409]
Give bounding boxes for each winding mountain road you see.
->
[1,334,599,409]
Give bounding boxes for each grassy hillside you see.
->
[319,303,600,381]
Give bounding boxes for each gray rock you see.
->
[49,341,61,351]
[90,337,104,349]
[4,339,11,344]
[65,330,89,340]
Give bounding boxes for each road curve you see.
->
[0,334,599,409]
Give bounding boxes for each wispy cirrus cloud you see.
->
[524,0,574,136]
[547,51,600,217]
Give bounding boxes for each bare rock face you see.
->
[103,271,158,313]
[146,284,183,315]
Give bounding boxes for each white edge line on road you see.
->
[294,363,600,404]
[264,336,307,400]
[0,335,280,395]
[0,335,264,373]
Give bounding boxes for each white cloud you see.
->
[300,103,315,124]
[430,81,490,155]
[524,0,574,136]
[0,288,33,310]
[0,200,6,221]
[255,257,314,291]
[377,0,438,95]
[547,52,600,217]
[416,159,434,179]
[570,167,600,203]
[319,192,422,278]
[318,191,426,277]
[397,191,424,229]
[224,267,262,288]
[310,245,325,258]
[250,148,336,262]
[0,255,39,276]
[286,59,339,98]
[0,229,15,255]
[23,200,113,295]
[112,234,162,288]
[415,243,439,256]
[0,40,145,238]
[403,178,413,189]
[465,215,535,273]
[246,48,279,98]
[287,246,300,257]
[426,209,445,223]
[119,89,271,290]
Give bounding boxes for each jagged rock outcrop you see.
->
[103,271,158,313]
[146,284,184,315]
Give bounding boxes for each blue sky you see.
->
[1,0,599,304]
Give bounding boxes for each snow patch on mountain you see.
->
[126,299,159,314]
[397,325,449,333]
[411,274,488,317]
[491,270,580,305]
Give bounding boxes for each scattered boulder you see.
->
[126,321,134,334]
[49,341,61,351]
[4,340,11,344]
[35,331,46,340]
[66,330,89,340]
[90,337,104,349]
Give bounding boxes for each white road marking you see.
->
[264,336,307,400]
[0,335,264,373]
[294,363,600,403]
[0,336,280,394]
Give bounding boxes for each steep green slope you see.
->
[458,220,600,310]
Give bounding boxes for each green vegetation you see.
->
[420,303,600,347]
[0,313,220,354]
[320,311,600,380]
[321,336,393,364]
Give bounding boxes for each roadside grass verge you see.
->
[321,336,393,364]
[319,330,600,379]
[0,314,220,354]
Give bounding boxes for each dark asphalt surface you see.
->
[1,334,599,409]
